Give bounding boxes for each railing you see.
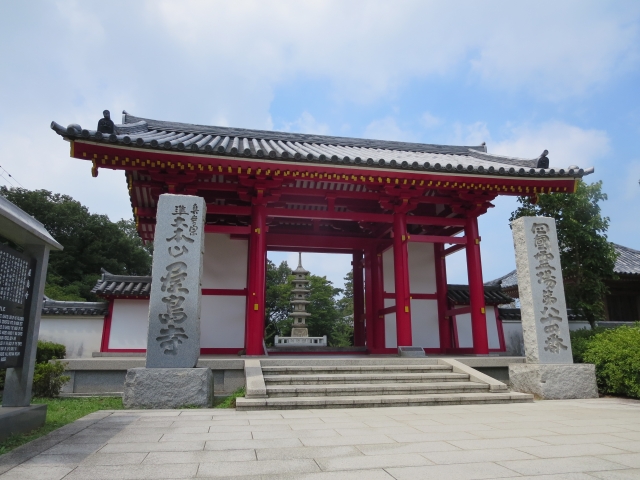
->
[273,335,327,347]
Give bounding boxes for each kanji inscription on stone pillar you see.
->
[512,216,573,364]
[146,194,206,368]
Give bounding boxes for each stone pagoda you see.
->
[290,253,311,337]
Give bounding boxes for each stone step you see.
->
[265,381,489,397]
[260,358,440,367]
[261,365,452,375]
[263,372,470,385]
[236,391,534,410]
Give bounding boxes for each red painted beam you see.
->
[408,234,466,244]
[352,252,365,347]
[393,211,412,347]
[202,288,248,296]
[443,244,467,256]
[380,305,397,316]
[446,306,472,317]
[207,205,252,216]
[204,225,251,235]
[266,233,376,250]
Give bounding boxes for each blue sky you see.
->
[1,1,639,291]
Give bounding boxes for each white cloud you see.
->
[623,161,640,199]
[148,0,639,102]
[363,117,416,142]
[420,112,442,129]
[452,121,490,146]
[491,121,610,169]
[281,112,330,135]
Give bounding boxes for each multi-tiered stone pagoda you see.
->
[274,253,327,347]
[290,253,311,337]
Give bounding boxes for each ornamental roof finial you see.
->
[298,252,302,268]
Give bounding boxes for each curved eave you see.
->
[65,140,583,195]
[52,123,591,181]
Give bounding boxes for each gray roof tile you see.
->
[42,297,107,316]
[91,269,151,298]
[50,112,593,180]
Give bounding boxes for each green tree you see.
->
[0,187,152,301]
[509,180,617,328]
[264,260,352,346]
[337,270,354,318]
[264,259,293,345]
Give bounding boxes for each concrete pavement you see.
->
[1,397,640,479]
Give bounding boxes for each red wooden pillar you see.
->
[245,200,267,355]
[374,250,386,350]
[352,251,365,347]
[393,211,412,347]
[465,215,489,354]
[364,248,375,350]
[434,243,452,352]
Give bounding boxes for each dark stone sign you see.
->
[0,243,35,369]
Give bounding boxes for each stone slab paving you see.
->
[1,397,640,479]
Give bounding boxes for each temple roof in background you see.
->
[90,269,151,298]
[51,112,592,180]
[41,297,107,316]
[487,243,640,294]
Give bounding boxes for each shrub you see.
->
[36,341,66,364]
[582,325,640,399]
[0,368,5,391]
[570,327,605,363]
[32,361,70,398]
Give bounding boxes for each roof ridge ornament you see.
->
[97,110,115,134]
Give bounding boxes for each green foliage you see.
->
[264,260,294,345]
[0,397,124,455]
[0,187,152,301]
[36,340,66,364]
[581,325,640,399]
[569,327,605,363]
[337,270,354,318]
[510,180,617,327]
[214,387,245,408]
[0,369,4,391]
[32,361,70,398]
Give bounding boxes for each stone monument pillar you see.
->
[508,216,598,399]
[123,194,213,408]
[290,253,311,337]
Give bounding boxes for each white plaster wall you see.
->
[201,295,246,348]
[109,299,149,349]
[408,243,436,294]
[502,320,525,356]
[453,306,501,350]
[38,317,103,358]
[202,233,248,289]
[382,243,439,348]
[454,311,474,348]
[384,298,397,348]
[201,233,248,348]
[411,299,439,348]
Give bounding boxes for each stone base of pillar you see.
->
[123,368,213,409]
[509,363,598,400]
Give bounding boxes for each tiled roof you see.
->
[50,112,593,180]
[91,269,151,298]
[485,270,519,288]
[612,243,640,275]
[447,284,513,306]
[41,297,108,316]
[487,243,640,289]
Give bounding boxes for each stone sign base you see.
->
[0,404,47,442]
[123,367,213,409]
[509,363,598,400]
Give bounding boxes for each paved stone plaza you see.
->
[1,398,640,479]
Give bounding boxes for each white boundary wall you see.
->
[38,316,104,358]
[109,299,149,350]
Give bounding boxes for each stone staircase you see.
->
[236,358,533,410]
